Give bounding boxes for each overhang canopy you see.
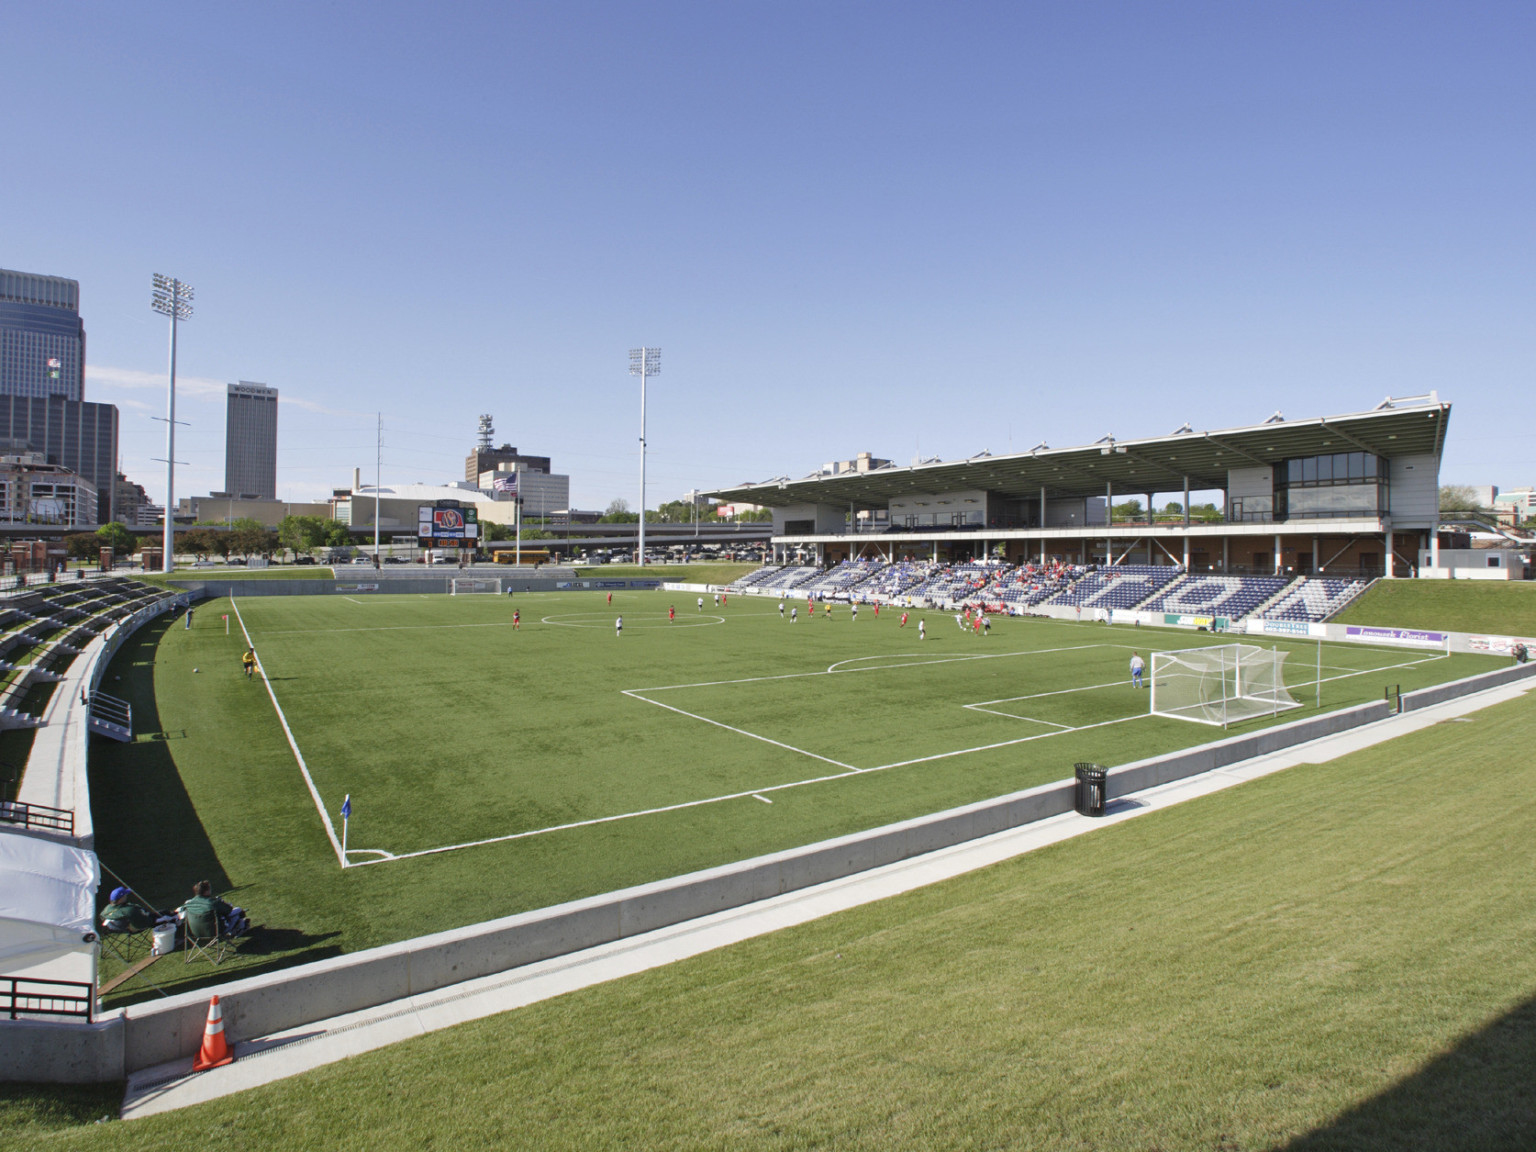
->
[707,397,1450,511]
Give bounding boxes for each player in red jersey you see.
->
[669,605,675,622]
[900,611,909,628]
[513,608,520,630]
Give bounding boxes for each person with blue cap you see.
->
[101,886,157,933]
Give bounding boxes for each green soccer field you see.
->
[88,590,1498,1002]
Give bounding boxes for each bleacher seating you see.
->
[751,566,822,592]
[904,562,1007,606]
[1258,578,1369,623]
[1042,565,1183,611]
[858,562,933,600]
[797,559,887,598]
[727,566,785,592]
[1140,575,1290,620]
[963,563,1087,612]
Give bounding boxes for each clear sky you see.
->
[2,2,1531,511]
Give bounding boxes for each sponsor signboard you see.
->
[1164,613,1229,631]
[1468,634,1536,656]
[334,583,380,592]
[1344,625,1446,648]
[1258,620,1314,637]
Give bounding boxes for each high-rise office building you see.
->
[0,396,119,523]
[225,381,278,500]
[0,267,86,401]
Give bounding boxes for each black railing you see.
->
[0,799,75,835]
[1,976,92,1021]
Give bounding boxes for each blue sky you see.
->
[2,2,1531,510]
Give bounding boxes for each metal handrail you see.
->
[1,976,92,1021]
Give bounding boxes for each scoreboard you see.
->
[418,501,480,548]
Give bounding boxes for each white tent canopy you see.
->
[0,831,99,972]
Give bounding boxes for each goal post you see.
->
[449,577,502,595]
[1150,643,1300,728]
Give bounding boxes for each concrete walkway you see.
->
[14,629,105,822]
[121,675,1534,1120]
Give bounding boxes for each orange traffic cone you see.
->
[192,995,235,1071]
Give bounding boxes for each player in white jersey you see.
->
[1130,652,1145,688]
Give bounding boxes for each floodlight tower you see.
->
[629,347,660,566]
[151,274,193,573]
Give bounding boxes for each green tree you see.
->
[325,522,352,547]
[63,532,100,560]
[1439,485,1489,513]
[483,521,512,543]
[731,506,772,522]
[1111,500,1145,522]
[95,521,135,555]
[278,515,330,555]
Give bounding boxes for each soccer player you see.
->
[607,592,612,606]
[1130,652,1145,688]
[791,606,798,623]
[779,601,785,619]
[918,618,926,641]
[616,616,624,637]
[851,603,858,622]
[714,594,720,607]
[698,597,704,612]
[983,615,991,636]
[973,615,982,637]
[900,611,909,628]
[669,605,675,622]
[241,648,256,679]
[513,609,521,630]
[954,611,964,631]
[873,603,879,619]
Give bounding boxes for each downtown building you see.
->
[0,267,119,525]
[223,381,279,500]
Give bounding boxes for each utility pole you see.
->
[628,347,660,566]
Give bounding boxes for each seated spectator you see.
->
[100,886,157,934]
[179,880,250,939]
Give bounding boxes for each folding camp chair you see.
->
[181,908,230,965]
[98,918,150,965]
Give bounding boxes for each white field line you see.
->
[967,679,1125,708]
[870,713,1153,772]
[619,690,860,772]
[232,598,390,870]
[232,598,345,867]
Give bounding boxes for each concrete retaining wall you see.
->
[8,655,1530,1082]
[1399,660,1536,712]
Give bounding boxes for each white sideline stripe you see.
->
[752,794,773,804]
[232,598,346,868]
[967,679,1124,707]
[870,713,1151,771]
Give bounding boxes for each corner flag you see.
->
[340,794,351,819]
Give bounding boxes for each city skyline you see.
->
[2,4,1531,511]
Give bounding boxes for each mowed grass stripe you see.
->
[38,688,1536,1150]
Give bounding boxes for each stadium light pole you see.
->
[629,347,660,566]
[151,275,193,574]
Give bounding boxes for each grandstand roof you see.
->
[708,396,1451,510]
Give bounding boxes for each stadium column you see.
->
[1274,533,1282,576]
[1222,536,1229,572]
[1183,476,1190,528]
[1182,534,1189,570]
[1385,526,1395,578]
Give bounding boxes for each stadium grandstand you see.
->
[714,395,1455,624]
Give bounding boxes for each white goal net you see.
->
[1150,643,1300,727]
[450,577,502,595]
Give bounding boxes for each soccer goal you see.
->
[1150,643,1301,727]
[449,577,502,595]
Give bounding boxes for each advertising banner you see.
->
[1165,614,1229,631]
[1344,625,1446,648]
[1255,619,1322,638]
[1468,635,1536,656]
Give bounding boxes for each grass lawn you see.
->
[1335,578,1536,636]
[574,561,760,584]
[15,683,1536,1149]
[82,591,1496,1007]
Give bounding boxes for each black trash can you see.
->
[1074,762,1108,817]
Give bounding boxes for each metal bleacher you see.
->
[1258,577,1371,623]
[1140,575,1291,620]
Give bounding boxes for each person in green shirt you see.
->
[179,880,250,938]
[100,886,156,933]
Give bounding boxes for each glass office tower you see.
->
[0,268,86,401]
